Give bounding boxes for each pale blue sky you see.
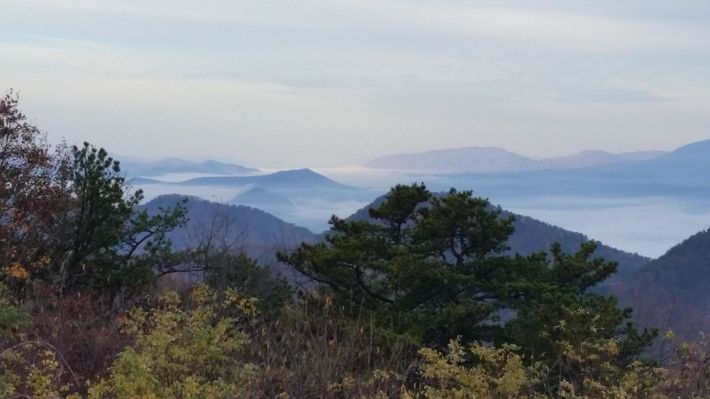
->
[2,0,709,167]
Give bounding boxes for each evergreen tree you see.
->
[280,184,653,369]
[280,184,524,344]
[49,142,188,294]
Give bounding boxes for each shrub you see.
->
[88,286,256,399]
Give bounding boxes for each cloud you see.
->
[1,0,709,165]
[6,0,709,52]
[540,87,672,104]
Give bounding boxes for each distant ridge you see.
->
[131,168,353,191]
[589,138,710,184]
[122,158,258,177]
[366,147,537,173]
[366,146,668,173]
[181,169,352,189]
[539,150,666,170]
[365,139,710,200]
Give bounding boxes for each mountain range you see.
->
[427,139,710,200]
[366,146,668,173]
[133,138,710,345]
[146,193,649,285]
[144,186,710,339]
[132,168,352,191]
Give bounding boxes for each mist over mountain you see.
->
[122,158,258,177]
[145,192,653,293]
[131,168,377,233]
[231,187,295,209]
[134,168,352,191]
[128,139,710,258]
[5,0,710,391]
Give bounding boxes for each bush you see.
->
[404,336,665,399]
[89,286,256,399]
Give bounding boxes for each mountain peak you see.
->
[272,168,318,176]
[263,169,351,188]
[366,146,536,173]
[177,168,352,190]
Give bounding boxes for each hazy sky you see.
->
[3,0,710,167]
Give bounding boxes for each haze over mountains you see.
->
[130,168,374,232]
[146,193,648,284]
[131,168,351,190]
[430,139,710,199]
[126,138,710,257]
[133,137,710,339]
[231,188,295,209]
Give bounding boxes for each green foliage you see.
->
[505,243,657,391]
[48,142,188,294]
[89,285,256,399]
[5,93,710,397]
[279,184,649,359]
[0,338,82,399]
[410,338,534,399]
[279,184,520,344]
[405,337,666,399]
[281,183,655,397]
[0,282,28,331]
[0,303,27,332]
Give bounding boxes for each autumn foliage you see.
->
[3,91,710,398]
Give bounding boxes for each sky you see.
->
[2,0,710,167]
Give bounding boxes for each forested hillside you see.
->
[142,194,317,282]
[619,229,710,342]
[4,93,710,398]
